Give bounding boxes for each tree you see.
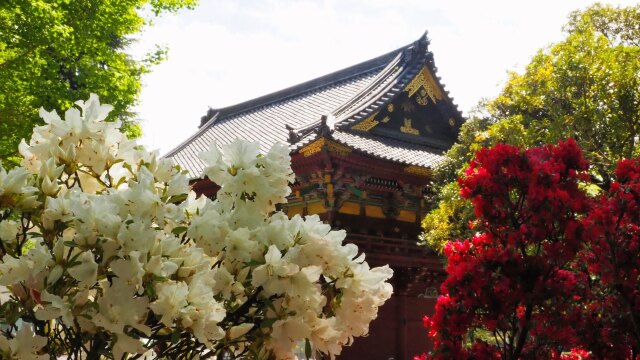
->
[0,95,393,359]
[579,158,640,358]
[0,0,197,165]
[421,140,592,359]
[421,4,640,252]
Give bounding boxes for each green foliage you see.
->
[0,0,197,165]
[431,116,494,187]
[422,3,640,252]
[420,182,475,252]
[490,15,640,187]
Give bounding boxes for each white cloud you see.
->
[129,0,639,153]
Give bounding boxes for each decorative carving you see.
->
[298,138,352,157]
[327,141,352,156]
[400,118,419,135]
[381,116,390,123]
[300,138,326,157]
[285,124,300,144]
[404,66,444,104]
[404,165,431,177]
[400,99,416,113]
[351,112,379,131]
[383,192,401,219]
[449,117,456,127]
[387,103,394,113]
[334,182,353,211]
[317,114,335,137]
[415,88,430,106]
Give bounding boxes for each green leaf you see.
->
[114,176,127,188]
[171,226,188,235]
[260,318,277,328]
[305,338,312,360]
[145,281,158,298]
[168,194,187,204]
[245,259,265,267]
[171,330,180,344]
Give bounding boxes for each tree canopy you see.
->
[421,3,640,252]
[0,0,197,165]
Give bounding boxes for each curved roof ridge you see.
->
[331,32,431,121]
[423,51,464,123]
[329,51,405,120]
[333,33,435,131]
[197,43,412,128]
[283,34,431,143]
[164,112,219,158]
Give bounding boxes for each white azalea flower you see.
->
[35,290,73,326]
[145,254,179,278]
[0,165,39,209]
[186,304,226,348]
[310,318,345,357]
[116,219,155,254]
[252,245,299,288]
[92,279,150,343]
[75,93,113,123]
[0,324,47,360]
[149,281,189,326]
[270,317,312,358]
[0,220,19,244]
[188,210,228,257]
[211,267,234,299]
[225,227,260,264]
[0,254,31,286]
[111,253,146,291]
[67,250,98,288]
[0,240,53,286]
[0,95,393,359]
[228,323,253,340]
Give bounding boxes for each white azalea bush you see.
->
[0,95,393,359]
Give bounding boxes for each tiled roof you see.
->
[166,32,461,177]
[332,131,445,168]
[168,71,381,176]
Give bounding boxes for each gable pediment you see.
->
[347,65,462,149]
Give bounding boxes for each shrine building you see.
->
[165,32,463,359]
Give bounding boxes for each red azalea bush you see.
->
[419,139,640,359]
[579,158,640,359]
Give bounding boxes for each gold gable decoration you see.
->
[299,138,352,157]
[404,165,432,177]
[400,118,420,136]
[300,138,326,157]
[404,67,444,103]
[327,140,352,156]
[350,112,380,131]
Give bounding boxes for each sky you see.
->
[128,0,639,154]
